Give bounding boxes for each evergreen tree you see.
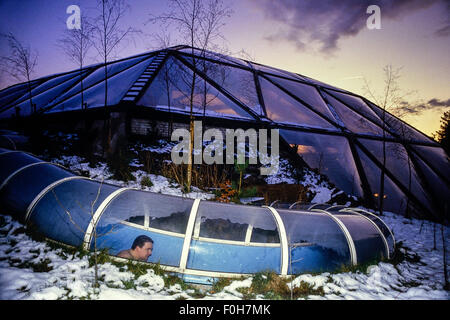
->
[433,110,450,155]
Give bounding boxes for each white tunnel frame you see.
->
[2,153,392,280]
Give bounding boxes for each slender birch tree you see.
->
[1,32,38,115]
[91,0,139,155]
[147,0,233,192]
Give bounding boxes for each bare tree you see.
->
[1,32,38,115]
[57,12,94,112]
[147,0,233,192]
[363,65,403,216]
[91,0,140,155]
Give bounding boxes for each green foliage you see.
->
[88,248,113,267]
[140,175,153,188]
[234,159,249,174]
[233,271,325,300]
[238,186,258,198]
[433,110,450,155]
[210,277,233,294]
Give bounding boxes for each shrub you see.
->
[140,175,153,188]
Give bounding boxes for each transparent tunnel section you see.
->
[186,201,281,274]
[326,211,388,263]
[276,209,352,274]
[93,190,195,267]
[0,163,74,220]
[28,179,120,247]
[0,151,43,183]
[343,208,395,258]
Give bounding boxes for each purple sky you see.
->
[0,0,448,135]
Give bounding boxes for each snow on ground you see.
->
[0,211,448,300]
[50,154,214,201]
[0,138,447,300]
[290,211,449,299]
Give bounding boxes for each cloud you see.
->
[250,0,449,54]
[395,98,450,115]
[434,25,450,37]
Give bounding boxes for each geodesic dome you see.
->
[0,45,448,221]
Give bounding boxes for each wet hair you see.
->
[131,235,154,250]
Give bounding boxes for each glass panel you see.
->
[0,163,74,219]
[0,136,15,149]
[259,77,336,129]
[300,75,348,92]
[14,71,81,105]
[194,201,279,243]
[411,153,450,216]
[95,224,184,266]
[2,72,89,118]
[348,209,395,258]
[47,57,152,113]
[0,83,39,112]
[332,212,387,263]
[186,240,281,273]
[0,152,42,183]
[277,209,351,273]
[250,62,301,81]
[325,90,383,126]
[0,80,43,112]
[46,55,150,109]
[138,57,252,119]
[96,189,194,235]
[356,146,408,215]
[412,145,450,182]
[29,179,120,247]
[0,82,29,99]
[267,76,336,121]
[323,92,390,137]
[366,101,433,143]
[178,48,247,67]
[195,59,262,115]
[280,129,364,197]
[359,139,434,212]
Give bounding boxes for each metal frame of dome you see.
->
[0,45,448,222]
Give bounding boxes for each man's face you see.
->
[135,241,153,261]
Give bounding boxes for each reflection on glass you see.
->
[97,189,194,235]
[138,57,252,119]
[260,77,336,129]
[332,212,386,263]
[359,138,433,212]
[195,201,279,243]
[277,209,351,273]
[356,146,408,215]
[323,92,388,137]
[280,129,363,197]
[325,90,382,126]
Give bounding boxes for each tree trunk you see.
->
[442,222,449,290]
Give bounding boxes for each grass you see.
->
[225,271,326,300]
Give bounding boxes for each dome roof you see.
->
[0,45,448,221]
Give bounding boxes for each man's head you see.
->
[131,235,154,261]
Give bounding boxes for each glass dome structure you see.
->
[0,149,394,284]
[0,45,448,221]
